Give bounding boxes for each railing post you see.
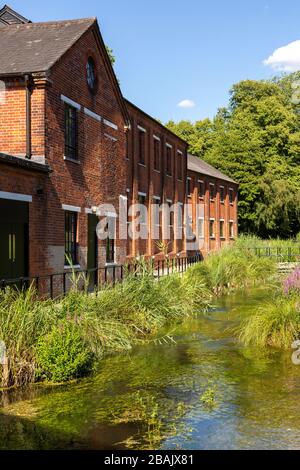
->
[50,275,54,299]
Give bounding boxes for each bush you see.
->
[36,321,93,382]
[237,295,300,349]
[187,241,276,295]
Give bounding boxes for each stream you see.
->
[1,288,300,450]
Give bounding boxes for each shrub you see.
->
[237,296,300,349]
[36,321,92,382]
[283,266,300,296]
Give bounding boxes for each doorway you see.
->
[87,214,98,288]
[0,199,29,282]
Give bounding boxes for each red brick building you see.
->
[187,154,238,256]
[0,5,238,283]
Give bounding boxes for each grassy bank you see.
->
[237,265,300,349]
[0,242,277,388]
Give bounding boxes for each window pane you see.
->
[198,219,204,238]
[220,220,224,238]
[64,211,78,265]
[139,131,145,164]
[65,105,77,160]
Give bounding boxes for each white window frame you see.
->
[198,217,205,239]
[209,218,215,239]
[0,191,32,202]
[229,220,235,239]
[61,95,81,110]
[219,218,225,239]
[220,185,225,204]
[62,204,81,213]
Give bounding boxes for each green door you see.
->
[87,214,98,287]
[0,200,29,282]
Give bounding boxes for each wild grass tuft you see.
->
[237,295,300,349]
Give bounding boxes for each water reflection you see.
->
[1,288,300,450]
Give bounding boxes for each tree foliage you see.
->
[166,72,300,238]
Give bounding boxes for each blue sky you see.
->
[8,0,300,122]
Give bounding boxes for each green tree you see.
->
[167,75,300,238]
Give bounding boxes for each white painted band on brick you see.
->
[61,95,81,110]
[137,125,146,133]
[97,210,117,218]
[0,191,32,202]
[62,204,81,213]
[166,199,173,203]
[166,143,173,148]
[103,119,118,130]
[84,107,102,122]
[220,218,225,221]
[153,196,161,201]
[153,134,160,141]
[138,192,147,197]
[104,133,118,142]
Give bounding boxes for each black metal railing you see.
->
[249,246,300,263]
[0,255,201,300]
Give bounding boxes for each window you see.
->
[153,197,161,237]
[65,211,78,265]
[198,218,204,238]
[210,184,215,201]
[187,178,192,197]
[138,129,146,165]
[138,193,147,224]
[220,186,225,203]
[154,138,160,171]
[220,220,225,238]
[199,180,205,199]
[86,57,96,91]
[106,218,116,264]
[177,151,183,180]
[166,145,172,176]
[229,221,234,239]
[209,219,215,238]
[65,104,78,160]
[229,188,234,205]
[167,201,174,228]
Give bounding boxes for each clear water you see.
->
[1,288,300,450]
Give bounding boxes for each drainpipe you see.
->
[24,74,32,159]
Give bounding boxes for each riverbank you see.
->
[0,242,276,389]
[1,287,300,450]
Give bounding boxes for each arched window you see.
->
[86,57,96,90]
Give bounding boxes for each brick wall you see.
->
[42,24,128,273]
[187,169,239,255]
[0,162,48,276]
[125,100,188,259]
[0,78,45,158]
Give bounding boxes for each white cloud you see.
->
[263,40,300,72]
[177,99,196,109]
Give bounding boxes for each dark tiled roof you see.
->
[124,98,188,146]
[188,153,238,184]
[0,153,51,173]
[0,18,95,75]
